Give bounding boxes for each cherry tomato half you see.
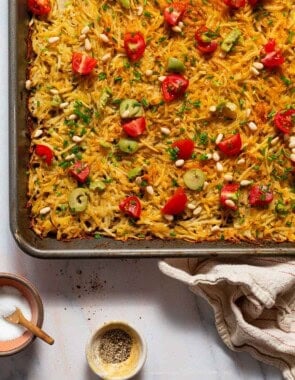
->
[249,185,273,207]
[195,26,218,54]
[223,0,245,8]
[123,117,146,138]
[260,40,284,68]
[35,144,53,165]
[69,162,90,183]
[274,109,295,134]
[248,0,258,5]
[161,74,189,102]
[28,0,51,15]
[172,139,195,160]
[220,183,240,210]
[72,53,97,75]
[162,188,188,215]
[217,133,242,156]
[119,196,142,219]
[163,2,187,26]
[124,32,146,62]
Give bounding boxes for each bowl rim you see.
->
[0,272,44,356]
[86,320,147,380]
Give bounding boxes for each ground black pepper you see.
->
[99,328,132,364]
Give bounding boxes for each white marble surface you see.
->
[1,2,282,379]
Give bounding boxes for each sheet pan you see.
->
[9,0,295,258]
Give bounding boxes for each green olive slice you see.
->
[68,188,88,212]
[167,57,185,73]
[183,169,205,191]
[89,180,106,192]
[127,167,143,180]
[118,0,130,9]
[119,99,144,119]
[118,138,139,154]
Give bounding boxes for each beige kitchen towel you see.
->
[158,257,295,380]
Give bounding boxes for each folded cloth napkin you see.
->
[159,257,295,380]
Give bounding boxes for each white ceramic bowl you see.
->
[86,321,147,380]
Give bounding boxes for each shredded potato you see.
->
[27,0,295,242]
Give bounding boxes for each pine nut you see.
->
[29,18,34,27]
[164,214,174,222]
[72,135,83,143]
[135,177,142,185]
[48,36,60,44]
[50,89,59,95]
[270,136,279,145]
[174,117,181,124]
[158,76,166,82]
[211,225,220,232]
[60,102,69,109]
[145,69,153,77]
[193,206,202,216]
[237,158,245,165]
[161,127,170,135]
[251,67,260,75]
[68,114,77,120]
[209,105,217,112]
[292,148,295,154]
[40,207,51,215]
[288,137,295,148]
[225,199,236,208]
[146,186,154,195]
[175,159,185,167]
[178,21,184,28]
[248,121,258,131]
[85,38,92,51]
[240,180,252,186]
[206,153,212,160]
[101,53,111,62]
[172,26,182,33]
[99,33,109,43]
[216,162,223,172]
[137,5,143,15]
[215,133,223,145]
[203,181,209,189]
[224,173,233,182]
[290,154,295,163]
[65,154,75,161]
[253,61,264,70]
[79,34,86,41]
[81,25,90,35]
[245,108,251,117]
[213,152,220,162]
[187,203,196,210]
[25,80,32,90]
[34,129,43,138]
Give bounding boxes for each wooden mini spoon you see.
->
[5,307,54,345]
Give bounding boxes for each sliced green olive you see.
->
[183,169,206,191]
[119,99,144,119]
[118,0,130,9]
[128,167,143,180]
[99,140,112,149]
[98,87,112,110]
[221,29,241,53]
[118,138,139,154]
[167,57,185,73]
[89,180,106,192]
[68,188,88,212]
[222,102,237,119]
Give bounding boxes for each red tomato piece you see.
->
[163,2,187,26]
[172,139,195,160]
[223,0,245,8]
[72,53,97,75]
[195,26,218,54]
[162,188,188,215]
[248,0,258,5]
[161,74,189,102]
[122,117,146,138]
[124,32,146,62]
[220,183,240,210]
[28,0,51,15]
[35,144,53,165]
[217,133,242,156]
[249,185,273,207]
[119,196,141,219]
[260,39,284,68]
[274,109,295,134]
[69,162,90,183]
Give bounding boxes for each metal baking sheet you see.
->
[9,0,295,258]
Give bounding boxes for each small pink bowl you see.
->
[0,272,44,356]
